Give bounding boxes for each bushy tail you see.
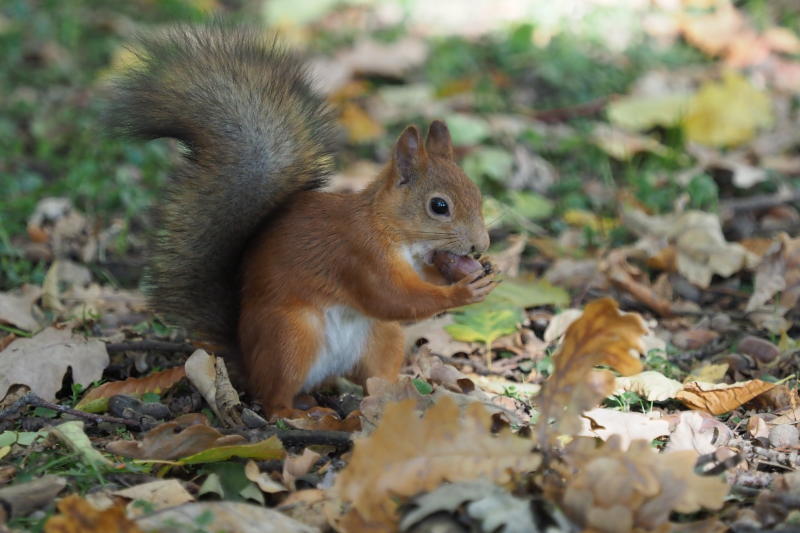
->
[106,24,337,346]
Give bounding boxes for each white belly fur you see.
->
[302,305,372,391]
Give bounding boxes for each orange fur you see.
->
[239,122,496,413]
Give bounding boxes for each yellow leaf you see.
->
[562,209,618,233]
[683,72,772,147]
[607,93,691,131]
[338,102,384,144]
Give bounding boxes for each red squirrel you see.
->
[107,25,497,414]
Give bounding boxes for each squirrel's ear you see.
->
[393,125,424,185]
[425,120,453,160]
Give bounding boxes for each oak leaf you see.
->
[559,436,728,532]
[44,494,142,533]
[333,396,540,529]
[536,298,647,448]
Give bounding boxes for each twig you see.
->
[268,429,352,451]
[528,95,617,123]
[105,340,195,354]
[0,392,140,429]
[720,189,800,214]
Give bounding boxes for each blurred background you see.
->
[1,0,799,294]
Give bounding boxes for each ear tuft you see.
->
[394,125,423,185]
[425,120,454,160]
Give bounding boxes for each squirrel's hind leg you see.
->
[349,321,405,387]
[238,305,321,415]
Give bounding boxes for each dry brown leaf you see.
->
[665,410,733,454]
[333,396,540,529]
[134,501,317,533]
[746,233,800,316]
[603,249,674,316]
[0,327,108,402]
[44,494,142,533]
[283,449,321,491]
[580,408,670,450]
[244,460,287,494]
[680,2,744,56]
[614,371,683,402]
[747,415,770,440]
[339,101,384,144]
[76,366,186,411]
[106,414,245,460]
[284,407,361,432]
[676,379,777,415]
[113,480,194,517]
[184,350,242,427]
[536,298,647,447]
[0,285,42,332]
[559,436,728,532]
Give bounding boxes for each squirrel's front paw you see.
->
[449,268,498,306]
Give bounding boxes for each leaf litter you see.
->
[1,1,800,532]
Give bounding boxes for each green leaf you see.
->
[445,306,519,348]
[463,147,514,185]
[444,113,491,146]
[199,462,263,504]
[508,191,554,220]
[48,421,112,468]
[178,435,285,466]
[33,407,58,418]
[412,379,433,395]
[489,279,569,309]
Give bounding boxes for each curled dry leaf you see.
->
[283,448,321,491]
[44,494,142,533]
[676,379,777,415]
[244,460,287,494]
[76,365,186,413]
[0,327,108,402]
[106,414,245,461]
[333,396,540,529]
[184,349,242,427]
[559,436,728,532]
[536,298,647,448]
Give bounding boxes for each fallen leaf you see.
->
[614,371,683,402]
[244,460,287,494]
[746,233,800,315]
[0,327,108,402]
[333,396,540,529]
[676,379,777,415]
[44,494,142,533]
[580,408,670,450]
[560,436,728,531]
[179,435,285,465]
[683,72,772,147]
[607,93,691,131]
[76,366,186,413]
[338,101,384,144]
[591,123,670,160]
[399,480,536,533]
[665,410,734,454]
[113,480,194,516]
[404,315,476,357]
[680,2,744,56]
[106,414,246,461]
[535,298,646,447]
[184,349,242,427]
[445,306,519,351]
[283,449,321,491]
[48,421,113,468]
[684,363,729,384]
[134,501,317,533]
[0,285,41,332]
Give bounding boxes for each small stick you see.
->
[105,340,195,354]
[0,392,140,429]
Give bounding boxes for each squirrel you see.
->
[106,25,497,414]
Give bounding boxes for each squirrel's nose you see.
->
[473,230,490,254]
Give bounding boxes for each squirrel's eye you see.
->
[429,197,449,216]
